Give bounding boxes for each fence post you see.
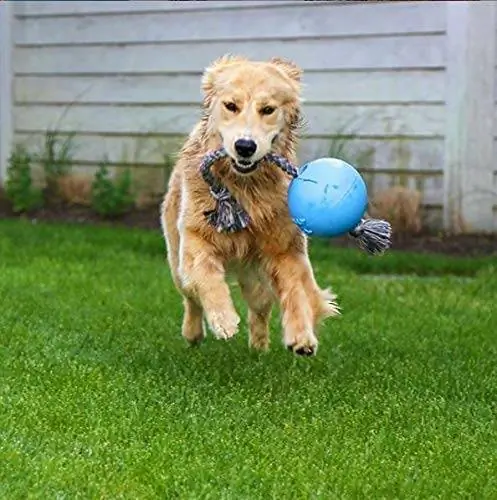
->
[0,1,13,186]
[444,1,496,233]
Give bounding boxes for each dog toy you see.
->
[199,148,392,255]
[287,157,368,237]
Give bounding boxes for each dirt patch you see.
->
[0,202,160,231]
[0,191,496,257]
[329,232,497,257]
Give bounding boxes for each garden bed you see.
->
[0,189,496,257]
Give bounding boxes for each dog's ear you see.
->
[269,57,302,84]
[201,54,246,108]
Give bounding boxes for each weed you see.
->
[35,130,76,200]
[91,158,135,217]
[153,137,180,191]
[4,144,43,213]
[326,121,375,169]
[161,151,176,192]
[117,136,166,209]
[57,174,93,206]
[370,185,423,234]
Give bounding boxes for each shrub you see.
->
[91,159,135,217]
[4,144,43,213]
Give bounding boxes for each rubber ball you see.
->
[287,157,368,238]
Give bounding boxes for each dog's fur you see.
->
[161,55,339,356]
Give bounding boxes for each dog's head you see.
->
[201,55,302,174]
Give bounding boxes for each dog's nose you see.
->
[234,138,257,158]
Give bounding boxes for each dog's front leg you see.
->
[266,251,338,356]
[179,231,240,340]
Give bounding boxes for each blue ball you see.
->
[287,157,368,238]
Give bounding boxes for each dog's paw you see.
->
[249,335,270,352]
[183,330,205,347]
[285,331,318,357]
[182,317,205,346]
[207,310,240,340]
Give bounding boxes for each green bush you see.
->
[91,159,135,217]
[4,144,43,213]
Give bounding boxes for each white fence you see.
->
[0,0,496,232]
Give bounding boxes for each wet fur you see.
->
[161,55,339,356]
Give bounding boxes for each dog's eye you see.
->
[261,106,275,115]
[224,102,238,113]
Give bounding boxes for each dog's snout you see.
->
[234,138,257,158]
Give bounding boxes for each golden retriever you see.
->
[161,55,339,356]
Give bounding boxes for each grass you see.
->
[1,219,496,499]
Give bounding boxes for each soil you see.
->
[0,191,496,257]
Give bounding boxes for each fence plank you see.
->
[15,3,445,45]
[15,70,446,105]
[0,2,13,183]
[14,1,306,17]
[300,138,444,173]
[18,159,444,207]
[14,103,445,138]
[13,133,444,174]
[444,1,496,232]
[14,35,446,75]
[367,172,443,207]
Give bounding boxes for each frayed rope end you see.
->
[349,218,392,255]
[203,186,250,233]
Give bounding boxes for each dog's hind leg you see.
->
[181,297,205,345]
[238,271,274,351]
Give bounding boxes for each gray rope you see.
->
[199,149,250,233]
[349,218,392,255]
[198,147,392,254]
[265,152,299,178]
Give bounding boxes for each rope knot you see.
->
[210,187,232,202]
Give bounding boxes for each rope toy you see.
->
[199,148,392,255]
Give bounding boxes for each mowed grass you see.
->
[1,219,496,499]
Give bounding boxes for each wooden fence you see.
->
[0,0,496,232]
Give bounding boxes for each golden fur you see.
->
[161,55,339,356]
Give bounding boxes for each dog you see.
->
[161,55,339,356]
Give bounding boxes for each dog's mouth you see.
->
[231,158,260,174]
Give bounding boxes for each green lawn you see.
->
[1,219,496,499]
